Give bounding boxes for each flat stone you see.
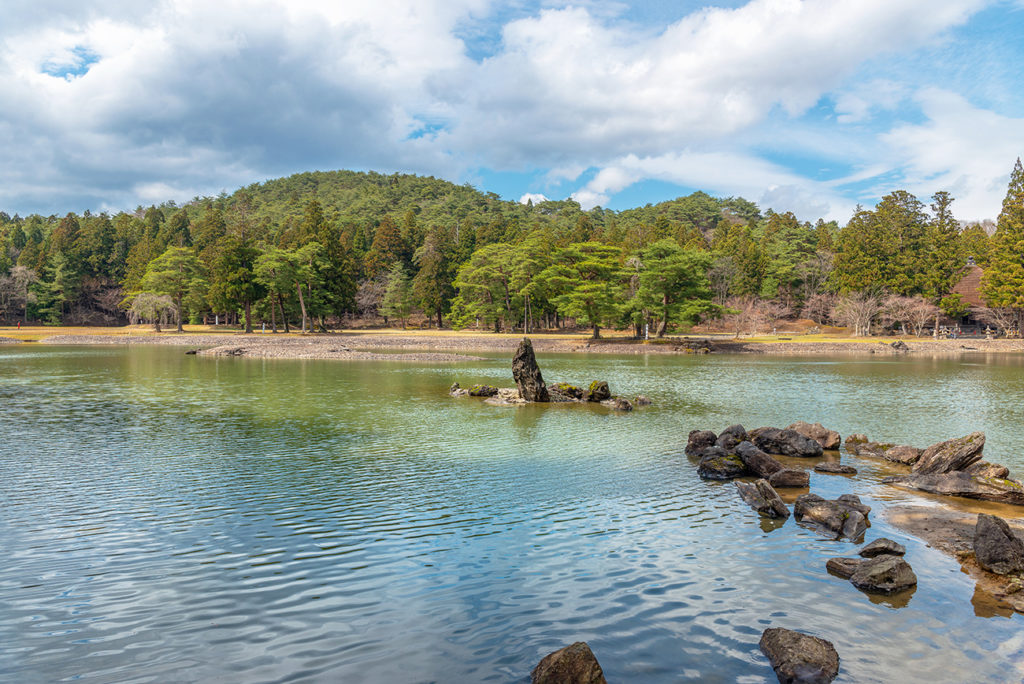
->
[974,513,1024,575]
[736,440,784,478]
[759,628,840,684]
[788,421,841,450]
[814,463,858,475]
[883,445,922,465]
[751,427,824,458]
[736,479,790,519]
[601,397,633,411]
[849,555,917,594]
[966,461,1011,479]
[794,494,869,541]
[859,538,906,558]
[884,471,1024,506]
[531,641,607,684]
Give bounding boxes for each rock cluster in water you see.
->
[451,338,646,411]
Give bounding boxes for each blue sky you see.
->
[1,0,1023,222]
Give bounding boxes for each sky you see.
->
[2,0,1024,223]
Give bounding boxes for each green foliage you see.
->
[981,158,1024,320]
[540,242,623,338]
[635,239,717,336]
[381,261,414,328]
[139,246,206,332]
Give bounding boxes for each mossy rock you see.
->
[551,382,585,399]
[469,384,499,397]
[587,380,611,402]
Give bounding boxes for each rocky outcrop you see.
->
[913,432,985,475]
[974,514,1024,575]
[512,338,549,402]
[686,430,718,457]
[759,628,840,684]
[859,538,906,558]
[793,493,869,541]
[735,441,784,478]
[844,433,869,447]
[849,555,917,594]
[531,641,607,684]
[717,424,749,451]
[736,479,790,519]
[449,382,469,397]
[787,422,841,450]
[550,382,585,400]
[469,384,499,397]
[966,461,1010,479]
[814,463,857,475]
[586,381,611,402]
[751,427,824,458]
[768,469,810,488]
[883,445,922,465]
[884,471,1024,506]
[697,447,748,480]
[847,441,889,459]
[891,340,910,352]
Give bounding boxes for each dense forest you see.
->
[2,160,1023,337]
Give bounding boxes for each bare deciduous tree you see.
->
[128,293,176,332]
[882,295,939,337]
[759,300,792,332]
[972,306,1017,336]
[802,292,836,325]
[832,292,881,336]
[708,256,737,305]
[724,296,766,338]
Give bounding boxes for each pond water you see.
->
[2,346,1023,683]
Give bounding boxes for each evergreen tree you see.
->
[381,261,414,328]
[636,239,716,336]
[140,246,205,332]
[981,158,1024,329]
[539,242,623,339]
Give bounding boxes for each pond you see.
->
[1,346,1023,682]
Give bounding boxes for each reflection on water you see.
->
[1,346,1023,682]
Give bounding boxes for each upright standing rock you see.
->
[974,513,1024,575]
[531,642,607,684]
[512,337,550,402]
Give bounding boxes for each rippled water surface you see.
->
[2,346,1024,683]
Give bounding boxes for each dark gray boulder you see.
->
[825,557,863,579]
[814,463,857,475]
[787,422,841,450]
[966,461,1010,479]
[751,427,824,458]
[891,340,910,352]
[836,494,871,516]
[716,424,749,451]
[973,513,1024,575]
[697,447,748,480]
[859,538,906,558]
[735,441,784,478]
[883,445,922,465]
[531,641,607,684]
[736,479,790,519]
[768,468,810,488]
[686,430,718,456]
[602,397,633,411]
[913,432,985,474]
[884,471,1024,506]
[793,493,869,541]
[849,555,917,594]
[512,338,549,402]
[759,628,840,684]
[586,381,611,402]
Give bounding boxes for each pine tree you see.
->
[381,261,413,328]
[980,159,1024,330]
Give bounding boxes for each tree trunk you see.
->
[296,283,308,333]
[271,296,278,333]
[592,323,600,339]
[436,307,443,329]
[278,293,290,333]
[176,294,184,332]
[244,300,252,333]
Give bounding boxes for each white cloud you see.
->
[880,88,1024,220]
[519,192,548,204]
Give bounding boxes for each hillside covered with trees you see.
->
[1,161,1022,337]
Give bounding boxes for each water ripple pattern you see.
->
[1,347,1022,683]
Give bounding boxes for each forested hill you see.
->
[0,164,1013,336]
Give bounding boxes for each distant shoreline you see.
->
[4,327,1024,358]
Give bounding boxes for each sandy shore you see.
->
[29,330,1024,357]
[0,336,21,344]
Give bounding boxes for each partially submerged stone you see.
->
[844,433,869,447]
[859,538,906,558]
[449,382,469,397]
[913,432,985,474]
[793,493,869,541]
[634,394,652,406]
[768,468,810,488]
[512,337,549,402]
[601,397,633,411]
[697,447,748,480]
[686,430,718,457]
[814,463,858,475]
[469,384,499,397]
[586,381,611,402]
[826,557,863,579]
[849,555,917,594]
[736,441,784,478]
[736,479,790,519]
[751,427,824,458]
[966,461,1010,479]
[974,513,1024,575]
[716,424,749,451]
[531,641,607,684]
[759,628,840,684]
[884,471,1024,506]
[788,421,841,450]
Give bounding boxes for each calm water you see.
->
[2,346,1024,683]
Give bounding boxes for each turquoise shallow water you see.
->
[1,346,1023,682]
